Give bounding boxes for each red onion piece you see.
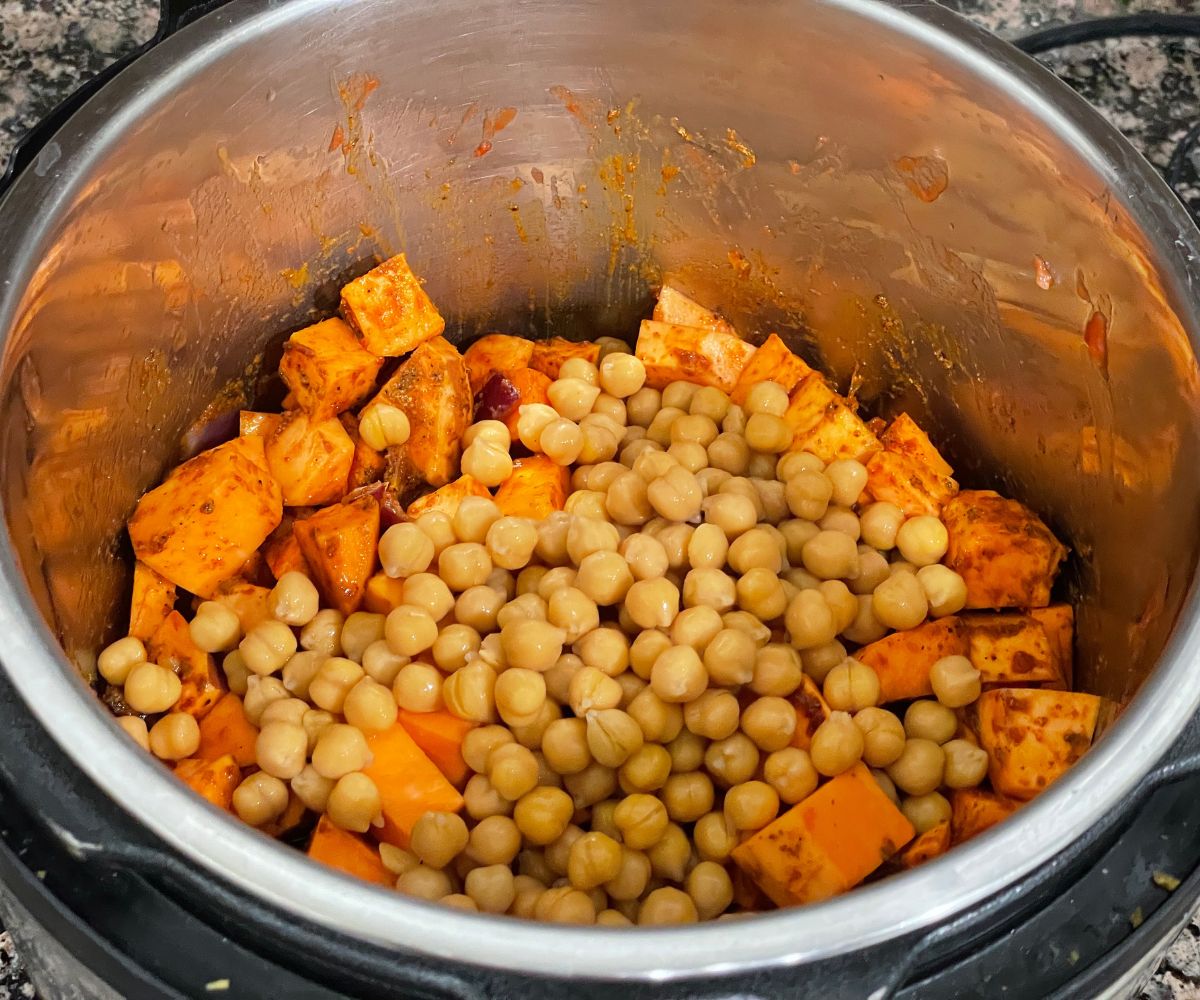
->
[474,373,520,423]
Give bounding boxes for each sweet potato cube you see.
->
[307,815,394,888]
[497,369,554,436]
[263,524,311,581]
[898,821,951,870]
[653,285,737,336]
[398,710,475,787]
[369,336,471,489]
[128,436,282,598]
[463,334,535,394]
[494,456,570,520]
[239,411,280,438]
[865,415,958,516]
[197,692,259,767]
[783,375,882,464]
[881,413,954,478]
[732,763,914,906]
[856,617,969,703]
[293,497,379,615]
[279,317,384,417]
[976,688,1102,800]
[212,579,272,633]
[729,334,814,405]
[363,573,409,614]
[262,411,355,507]
[790,674,831,751]
[529,338,602,380]
[950,788,1022,844]
[340,253,445,358]
[1029,605,1074,690]
[942,490,1067,609]
[339,413,387,492]
[129,561,177,642]
[405,475,492,520]
[963,613,1064,688]
[636,319,756,392]
[362,723,465,848]
[147,611,224,720]
[175,755,240,811]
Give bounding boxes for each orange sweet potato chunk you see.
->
[1029,604,1074,689]
[362,723,465,848]
[369,336,471,490]
[653,285,737,336]
[635,319,756,392]
[783,374,882,464]
[494,456,570,520]
[340,253,445,358]
[197,692,259,767]
[864,413,959,517]
[128,436,282,598]
[147,611,224,720]
[790,674,831,751]
[732,763,914,906]
[963,613,1065,688]
[463,334,535,394]
[279,317,384,417]
[262,411,355,507]
[307,815,394,888]
[898,820,951,869]
[950,788,1022,844]
[129,561,177,642]
[405,475,492,520]
[239,411,280,438]
[212,579,272,633]
[263,523,311,581]
[976,688,1102,801]
[499,368,554,436]
[363,573,409,614]
[398,710,475,787]
[729,334,814,405]
[175,755,240,811]
[293,496,380,615]
[340,413,387,491]
[529,338,601,380]
[856,617,969,703]
[942,490,1068,609]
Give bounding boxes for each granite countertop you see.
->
[2,0,1200,998]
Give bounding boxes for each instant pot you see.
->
[2,0,1200,997]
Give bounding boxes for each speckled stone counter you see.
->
[1,1,1200,998]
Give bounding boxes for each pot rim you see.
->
[1,0,1199,981]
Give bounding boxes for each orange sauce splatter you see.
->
[895,154,949,203]
[725,128,756,168]
[328,124,345,152]
[1034,255,1054,290]
[728,249,751,280]
[474,106,518,157]
[1084,310,1108,373]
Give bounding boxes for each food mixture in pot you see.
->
[99,252,1102,924]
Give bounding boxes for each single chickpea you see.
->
[498,619,565,673]
[404,573,456,621]
[568,665,623,716]
[842,595,889,645]
[740,696,797,751]
[785,590,838,650]
[465,864,517,914]
[786,471,834,521]
[149,712,201,762]
[871,572,929,631]
[704,732,760,787]
[495,668,549,728]
[123,661,183,714]
[822,659,881,712]
[627,687,684,745]
[682,568,736,613]
[415,510,457,558]
[311,723,372,780]
[744,413,792,453]
[667,729,708,774]
[360,641,407,689]
[259,697,308,727]
[438,543,493,592]
[358,402,410,451]
[116,715,150,750]
[240,620,298,677]
[850,547,891,596]
[592,393,628,426]
[409,810,470,869]
[626,386,663,427]
[916,565,969,618]
[232,772,289,826]
[668,440,709,474]
[291,765,335,813]
[534,886,597,925]
[561,356,602,384]
[463,773,513,820]
[383,605,437,659]
[650,645,708,704]
[538,417,583,465]
[702,492,757,538]
[736,568,789,621]
[662,381,700,410]
[453,586,503,635]
[549,377,603,421]
[391,662,443,713]
[750,644,804,697]
[515,787,576,845]
[801,530,859,581]
[809,712,865,776]
[821,459,866,506]
[796,639,843,685]
[943,739,990,788]
[819,506,862,542]
[488,742,541,801]
[462,418,511,450]
[852,707,907,767]
[703,628,758,687]
[683,689,741,741]
[904,700,958,744]
[658,770,711,823]
[763,747,820,804]
[743,381,788,416]
[577,418,621,464]
[442,661,498,723]
[574,627,630,678]
[694,810,739,862]
[622,578,679,630]
[567,831,624,890]
[671,606,724,652]
[901,791,952,835]
[242,676,289,726]
[646,823,692,883]
[598,353,647,398]
[467,815,522,867]
[896,516,949,567]
[777,450,824,479]
[707,433,751,476]
[725,780,780,831]
[618,743,672,793]
[98,636,146,685]
[396,865,453,902]
[586,708,644,768]
[378,523,435,580]
[189,601,242,654]
[573,551,635,607]
[639,887,699,926]
[859,502,905,551]
[269,572,321,627]
[886,738,945,796]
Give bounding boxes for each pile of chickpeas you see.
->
[101,335,993,926]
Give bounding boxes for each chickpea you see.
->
[598,847,648,903]
[800,530,858,581]
[571,551,632,607]
[849,547,891,596]
[242,676,289,726]
[549,378,603,423]
[853,707,907,767]
[858,502,903,551]
[639,887,698,926]
[574,628,629,679]
[736,569,788,621]
[785,471,833,521]
[586,708,644,768]
[764,747,820,804]
[696,468,733,498]
[568,666,622,716]
[396,864,453,902]
[377,522,433,579]
[436,543,491,592]
[534,886,597,924]
[232,772,289,826]
[943,739,990,788]
[596,352,646,398]
[497,619,565,673]
[685,385,728,422]
[487,742,540,801]
[468,816,522,868]
[646,822,692,882]
[328,773,384,832]
[707,433,750,476]
[666,729,706,774]
[668,440,709,474]
[189,601,242,654]
[98,636,146,685]
[662,381,701,411]
[822,659,881,712]
[578,418,621,464]
[463,773,513,820]
[564,761,618,809]
[608,792,665,849]
[916,564,968,618]
[703,628,758,686]
[896,516,949,567]
[626,386,662,427]
[409,810,470,870]
[871,573,929,631]
[902,791,952,835]
[647,465,703,522]
[451,588,501,637]
[240,620,298,677]
[495,668,548,728]
[819,507,861,542]
[725,780,780,831]
[662,771,715,823]
[149,712,201,762]
[744,413,792,453]
[704,732,760,787]
[627,688,684,744]
[116,715,150,750]
[621,579,678,631]
[750,644,804,697]
[563,830,622,890]
[311,723,372,780]
[414,510,456,558]
[619,743,672,793]
[259,696,308,727]
[799,640,846,685]
[887,738,945,796]
[904,700,958,745]
[442,661,498,724]
[291,765,335,813]
[785,590,838,650]
[701,493,757,539]
[667,608,720,655]
[515,786,575,845]
[358,401,410,451]
[220,651,253,699]
[303,655,361,713]
[740,696,797,752]
[809,712,865,776]
[269,571,320,627]
[694,810,739,862]
[682,568,736,613]
[123,662,182,714]
[842,595,889,645]
[650,645,708,704]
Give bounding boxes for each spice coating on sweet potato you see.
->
[128,436,282,598]
[1028,604,1074,690]
[263,411,355,507]
[653,285,737,336]
[783,374,882,464]
[729,334,813,405]
[197,692,259,767]
[147,611,224,720]
[279,317,384,417]
[898,820,951,869]
[494,456,570,520]
[635,319,756,392]
[529,337,601,379]
[129,561,177,642]
[963,613,1065,688]
[405,474,492,520]
[463,334,535,394]
[175,755,240,811]
[950,787,1022,844]
[790,674,831,751]
[340,253,446,358]
[856,617,969,703]
[293,496,380,615]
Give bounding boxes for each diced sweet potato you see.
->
[293,497,380,615]
[239,411,280,438]
[976,688,1102,800]
[397,710,475,787]
[732,762,914,906]
[212,579,272,633]
[942,490,1067,610]
[279,317,384,417]
[340,253,445,358]
[128,436,282,598]
[898,820,951,869]
[1029,604,1074,690]
[129,561,177,642]
[529,338,602,379]
[882,414,954,477]
[498,368,553,436]
[363,573,409,614]
[405,475,492,520]
[307,815,394,888]
[856,617,969,703]
[950,788,1022,844]
[368,336,471,490]
[147,611,224,720]
[653,285,737,336]
[463,334,534,394]
[729,334,814,405]
[362,723,465,848]
[340,413,387,491]
[636,319,756,392]
[864,413,959,516]
[262,411,355,507]
[494,456,570,520]
[790,674,831,751]
[963,613,1065,688]
[783,374,882,464]
[731,864,772,911]
[263,525,311,581]
[196,692,259,767]
[174,755,240,811]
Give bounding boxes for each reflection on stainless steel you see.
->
[0,0,1197,980]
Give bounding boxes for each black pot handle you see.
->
[0,0,231,197]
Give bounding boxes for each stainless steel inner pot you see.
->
[1,0,1199,980]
